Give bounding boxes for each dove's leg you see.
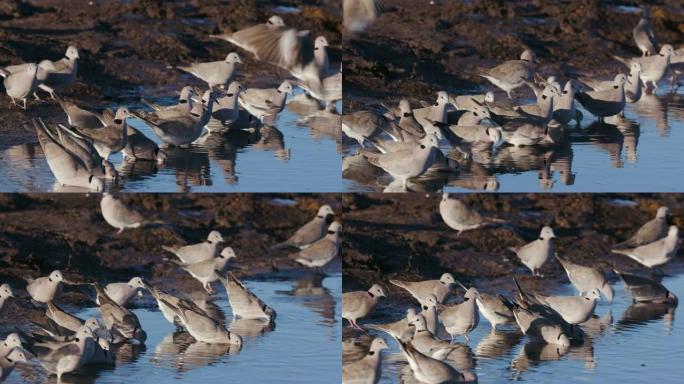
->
[22,98,27,110]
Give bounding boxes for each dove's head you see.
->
[484,91,496,103]
[208,230,224,244]
[129,277,145,289]
[317,204,335,218]
[76,325,95,341]
[2,333,21,350]
[399,99,412,115]
[587,289,601,300]
[327,221,342,237]
[88,175,104,192]
[66,46,80,60]
[469,98,492,120]
[420,133,440,149]
[226,81,243,97]
[370,337,389,353]
[368,283,387,298]
[440,273,456,286]
[406,307,417,319]
[656,206,670,219]
[114,107,130,124]
[84,318,101,331]
[220,247,237,260]
[612,73,628,87]
[268,15,285,27]
[563,80,576,95]
[278,80,295,94]
[667,225,679,238]
[5,348,28,364]
[49,270,64,283]
[225,52,242,64]
[315,36,328,49]
[540,226,556,240]
[630,62,642,75]
[408,313,428,330]
[555,331,571,347]
[0,283,13,298]
[179,86,194,103]
[423,294,439,310]
[660,44,675,57]
[520,49,536,63]
[436,91,448,105]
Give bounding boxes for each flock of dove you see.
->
[0,197,340,382]
[342,6,684,191]
[342,194,679,384]
[0,15,341,191]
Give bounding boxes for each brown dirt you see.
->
[341,193,684,306]
[342,0,684,111]
[0,193,341,331]
[0,0,341,151]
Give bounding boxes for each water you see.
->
[9,273,341,384]
[343,88,684,192]
[0,91,342,192]
[363,273,683,383]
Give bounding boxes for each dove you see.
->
[171,251,235,294]
[342,284,387,330]
[612,225,679,268]
[556,255,614,302]
[366,308,416,342]
[42,45,79,91]
[343,0,384,33]
[440,193,505,235]
[552,80,583,125]
[500,119,561,147]
[576,74,628,120]
[56,98,107,129]
[342,337,388,384]
[238,80,294,121]
[454,100,493,126]
[515,83,557,120]
[390,273,455,305]
[143,283,198,329]
[613,45,675,91]
[1,62,39,109]
[178,52,242,88]
[205,81,243,133]
[0,334,22,359]
[581,64,643,103]
[417,295,441,336]
[509,226,556,277]
[413,91,449,127]
[25,270,65,304]
[100,193,163,234]
[0,348,28,382]
[273,205,335,249]
[94,283,146,343]
[289,221,341,269]
[408,314,459,360]
[216,271,276,322]
[29,325,93,380]
[0,284,13,314]
[614,206,669,248]
[342,111,397,147]
[141,86,195,120]
[103,277,147,306]
[633,7,658,56]
[31,118,105,191]
[450,91,496,111]
[163,230,225,264]
[65,107,130,160]
[481,49,537,99]
[297,71,342,105]
[361,133,439,189]
[159,297,242,345]
[135,92,208,146]
[44,302,84,335]
[476,292,515,330]
[614,270,678,304]
[500,296,570,347]
[121,125,168,163]
[447,125,502,145]
[532,289,599,329]
[395,99,427,141]
[396,339,475,384]
[438,284,480,343]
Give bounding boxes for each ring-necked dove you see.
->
[144,282,202,329]
[205,81,243,133]
[101,193,163,234]
[29,325,93,380]
[64,107,130,160]
[142,86,195,120]
[122,125,168,163]
[476,292,515,330]
[103,277,146,306]
[160,297,242,345]
[481,49,536,99]
[551,80,583,125]
[615,206,669,248]
[501,295,570,346]
[614,269,678,304]
[397,339,475,384]
[273,205,335,249]
[440,193,505,235]
[342,283,387,330]
[408,314,458,360]
[0,348,28,382]
[94,283,146,343]
[612,225,679,268]
[0,284,13,314]
[1,63,40,109]
[366,308,416,342]
[390,273,455,305]
[438,284,480,343]
[414,91,449,127]
[171,250,235,294]
[42,45,79,91]
[0,333,22,359]
[289,221,341,269]
[26,270,65,303]
[581,64,643,103]
[178,53,242,88]
[163,230,225,264]
[342,111,398,147]
[633,7,658,57]
[576,74,629,120]
[297,70,342,105]
[450,91,495,111]
[509,226,555,277]
[556,255,614,302]
[135,96,208,146]
[239,80,294,121]
[613,45,674,91]
[531,289,599,327]
[342,337,388,384]
[216,271,276,323]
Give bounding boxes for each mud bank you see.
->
[0,0,341,151]
[343,0,684,111]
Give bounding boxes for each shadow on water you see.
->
[0,91,342,192]
[343,88,684,192]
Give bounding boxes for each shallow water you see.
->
[343,87,684,192]
[0,91,342,192]
[9,273,341,384]
[361,272,683,383]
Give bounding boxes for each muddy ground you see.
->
[0,0,341,151]
[341,193,684,336]
[0,193,341,331]
[343,0,684,111]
